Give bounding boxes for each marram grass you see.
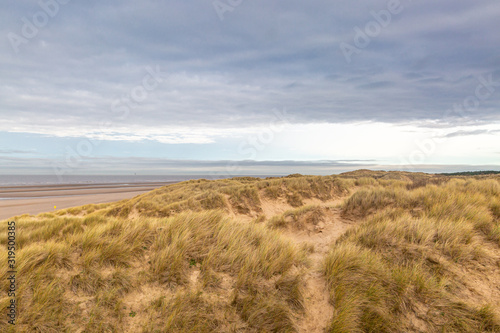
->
[0,172,499,332]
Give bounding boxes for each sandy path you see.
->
[234,195,353,332]
[275,199,352,333]
[295,206,352,333]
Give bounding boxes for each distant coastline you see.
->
[438,170,500,176]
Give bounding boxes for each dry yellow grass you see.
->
[0,172,499,332]
[326,176,500,332]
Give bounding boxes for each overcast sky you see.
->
[1,0,499,176]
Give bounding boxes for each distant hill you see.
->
[439,170,500,176]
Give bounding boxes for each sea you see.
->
[5,170,498,186]
[0,174,237,186]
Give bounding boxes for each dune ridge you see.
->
[1,171,499,332]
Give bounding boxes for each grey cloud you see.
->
[357,81,394,90]
[1,0,500,136]
[444,129,500,138]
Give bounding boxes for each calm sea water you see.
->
[0,175,234,186]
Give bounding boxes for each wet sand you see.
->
[0,182,176,220]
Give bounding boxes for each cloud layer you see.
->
[1,1,499,176]
[2,0,500,138]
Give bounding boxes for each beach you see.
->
[0,182,176,220]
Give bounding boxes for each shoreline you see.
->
[0,182,176,220]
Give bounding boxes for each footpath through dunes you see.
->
[263,199,354,332]
[1,172,500,332]
[91,175,355,332]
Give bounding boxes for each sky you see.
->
[0,0,499,177]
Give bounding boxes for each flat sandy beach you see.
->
[0,182,176,220]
